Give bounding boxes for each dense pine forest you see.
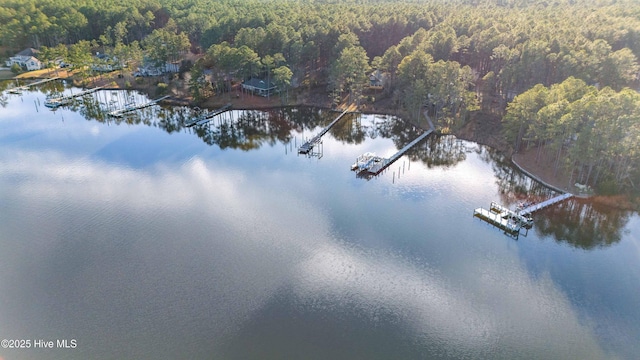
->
[1,0,639,194]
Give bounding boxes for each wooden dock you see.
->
[298,104,357,154]
[45,86,102,108]
[517,193,573,216]
[185,103,232,127]
[108,95,169,117]
[473,193,573,236]
[7,77,60,94]
[26,77,60,87]
[359,129,433,175]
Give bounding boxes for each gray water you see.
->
[0,86,639,359]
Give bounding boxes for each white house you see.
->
[134,57,180,76]
[23,56,43,71]
[5,48,44,71]
[91,52,120,72]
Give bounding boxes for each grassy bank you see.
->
[0,69,14,80]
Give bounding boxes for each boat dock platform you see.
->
[474,192,573,236]
[45,86,102,108]
[473,207,521,235]
[108,95,170,117]
[185,103,232,127]
[298,104,357,154]
[8,77,60,94]
[357,129,433,175]
[517,193,573,216]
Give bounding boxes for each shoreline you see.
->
[8,72,638,208]
[510,155,573,195]
[2,72,594,196]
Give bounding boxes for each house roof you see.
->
[369,69,384,81]
[243,78,276,90]
[17,48,39,57]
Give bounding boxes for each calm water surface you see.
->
[0,86,639,359]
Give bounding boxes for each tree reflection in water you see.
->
[481,144,630,249]
[27,86,633,249]
[533,199,628,249]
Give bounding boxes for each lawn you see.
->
[0,69,14,80]
[15,68,73,79]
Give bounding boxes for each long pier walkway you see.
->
[517,193,573,216]
[362,129,434,175]
[8,77,60,94]
[185,103,232,127]
[298,104,357,154]
[45,86,102,108]
[108,95,170,117]
[354,109,436,176]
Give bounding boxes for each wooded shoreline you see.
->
[3,0,639,198]
[6,69,640,210]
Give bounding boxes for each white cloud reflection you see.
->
[293,242,610,359]
[0,148,613,359]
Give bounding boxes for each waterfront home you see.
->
[241,78,277,97]
[134,58,179,77]
[369,70,385,89]
[5,48,44,71]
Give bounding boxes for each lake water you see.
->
[1,85,639,360]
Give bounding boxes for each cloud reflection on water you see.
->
[0,148,613,359]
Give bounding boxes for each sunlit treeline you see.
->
[2,0,638,106]
[2,0,640,194]
[504,77,640,193]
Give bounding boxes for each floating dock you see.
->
[298,104,357,154]
[356,129,433,175]
[108,95,169,117]
[185,103,232,127]
[45,86,102,108]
